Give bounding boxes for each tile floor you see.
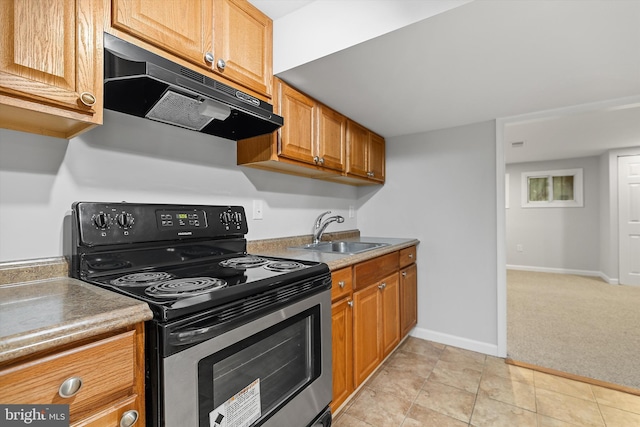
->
[332,337,640,427]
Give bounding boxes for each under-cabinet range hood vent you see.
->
[103,33,283,141]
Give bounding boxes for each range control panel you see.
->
[73,202,248,246]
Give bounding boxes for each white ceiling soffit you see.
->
[504,101,640,164]
[267,0,640,140]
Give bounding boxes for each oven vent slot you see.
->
[216,281,316,322]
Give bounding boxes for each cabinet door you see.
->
[0,0,102,134]
[369,132,386,182]
[317,104,346,172]
[213,0,272,97]
[346,120,369,178]
[277,81,316,164]
[352,284,380,387]
[330,297,353,413]
[400,263,418,338]
[111,0,213,68]
[380,273,400,358]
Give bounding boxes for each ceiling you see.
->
[250,0,640,163]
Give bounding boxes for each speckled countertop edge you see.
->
[0,277,153,364]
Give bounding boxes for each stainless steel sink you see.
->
[294,241,389,254]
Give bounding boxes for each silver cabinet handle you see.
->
[58,376,82,398]
[79,92,96,107]
[402,271,407,277]
[318,157,325,164]
[338,281,345,289]
[217,58,226,70]
[378,282,386,290]
[347,300,353,307]
[204,52,214,63]
[120,410,139,427]
[313,156,320,163]
[409,254,414,259]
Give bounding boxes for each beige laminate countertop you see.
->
[248,236,419,270]
[0,277,153,364]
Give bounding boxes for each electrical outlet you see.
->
[516,244,523,252]
[252,200,263,220]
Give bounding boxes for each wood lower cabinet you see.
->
[110,0,272,98]
[0,0,104,138]
[399,246,418,338]
[331,245,417,414]
[400,263,418,338]
[330,267,353,413]
[0,324,146,427]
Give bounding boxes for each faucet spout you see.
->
[313,211,345,244]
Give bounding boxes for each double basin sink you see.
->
[293,241,389,255]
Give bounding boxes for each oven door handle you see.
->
[169,326,219,346]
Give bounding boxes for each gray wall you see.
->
[506,157,600,273]
[358,120,499,354]
[0,110,358,262]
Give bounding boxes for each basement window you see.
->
[521,168,583,208]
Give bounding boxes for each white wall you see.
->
[506,157,600,274]
[357,120,499,355]
[0,110,358,262]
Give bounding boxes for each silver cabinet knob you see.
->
[338,281,345,288]
[79,92,96,107]
[58,376,83,398]
[402,271,407,277]
[347,300,353,307]
[318,157,325,164]
[409,254,413,259]
[378,282,386,290]
[204,52,214,63]
[313,156,320,163]
[120,410,139,427]
[217,58,226,70]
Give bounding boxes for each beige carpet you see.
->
[507,269,640,390]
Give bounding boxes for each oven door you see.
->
[163,288,331,427]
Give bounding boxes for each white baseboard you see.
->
[410,327,499,357]
[507,264,619,284]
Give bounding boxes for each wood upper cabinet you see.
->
[0,0,104,138]
[346,120,386,183]
[212,0,272,97]
[278,80,316,164]
[111,0,272,98]
[111,0,213,66]
[316,103,346,172]
[237,78,347,177]
[0,325,146,427]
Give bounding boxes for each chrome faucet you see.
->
[313,211,345,244]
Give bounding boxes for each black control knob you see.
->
[116,212,134,228]
[93,213,110,229]
[220,212,232,224]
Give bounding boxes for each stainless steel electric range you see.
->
[70,202,332,427]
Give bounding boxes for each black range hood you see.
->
[103,33,283,141]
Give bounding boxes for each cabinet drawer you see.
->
[73,395,141,427]
[331,267,353,301]
[399,246,416,268]
[353,252,399,291]
[0,331,137,420]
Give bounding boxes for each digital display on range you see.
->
[156,210,206,230]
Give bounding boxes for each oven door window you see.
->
[198,306,321,427]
